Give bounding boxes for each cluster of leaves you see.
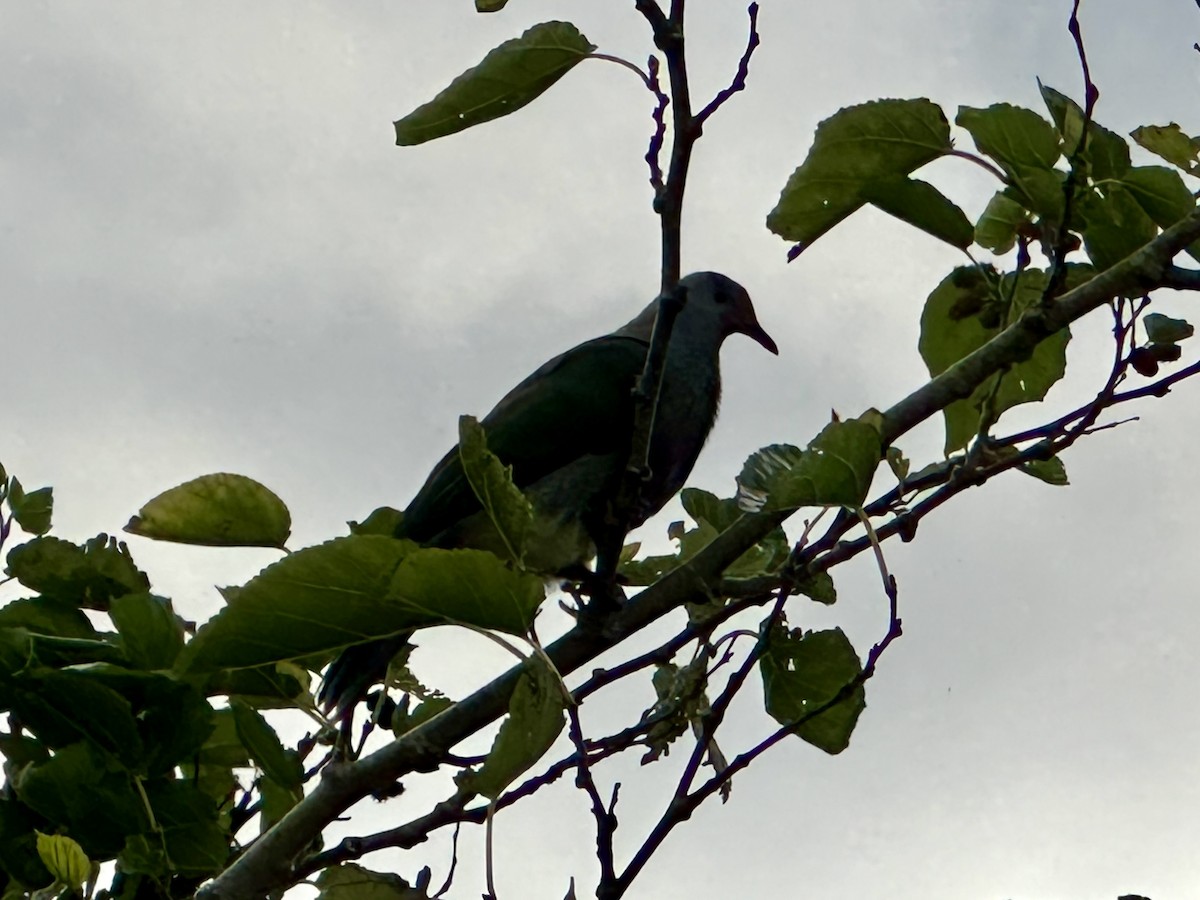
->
[767,88,1198,463]
[0,468,315,898]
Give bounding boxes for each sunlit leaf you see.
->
[126,473,291,549]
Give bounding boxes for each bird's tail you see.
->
[318,632,414,719]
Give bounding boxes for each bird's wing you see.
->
[398,335,649,543]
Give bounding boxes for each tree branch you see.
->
[197,206,1200,900]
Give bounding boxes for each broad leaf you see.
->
[178,535,418,673]
[110,593,185,670]
[919,267,1074,453]
[1020,456,1069,486]
[388,548,545,636]
[5,534,148,609]
[1077,185,1159,272]
[394,21,595,145]
[1120,166,1200,263]
[956,104,1063,220]
[458,656,565,799]
[458,415,533,564]
[767,99,954,255]
[126,473,291,549]
[736,418,882,513]
[1130,123,1200,176]
[974,191,1029,254]
[1144,313,1194,344]
[760,622,864,754]
[35,833,90,893]
[860,177,973,249]
[316,863,429,900]
[7,479,52,536]
[1038,82,1130,179]
[231,700,303,789]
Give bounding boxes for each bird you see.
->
[319,271,777,718]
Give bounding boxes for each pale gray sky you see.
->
[4,1,1200,898]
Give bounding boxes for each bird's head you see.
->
[618,271,778,356]
[679,271,778,355]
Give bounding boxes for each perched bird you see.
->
[319,271,777,716]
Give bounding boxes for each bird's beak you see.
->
[742,319,779,355]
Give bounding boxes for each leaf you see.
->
[349,506,404,537]
[0,801,53,888]
[919,267,1074,453]
[736,418,882,513]
[1038,82,1130,179]
[1020,456,1069,486]
[394,21,595,146]
[956,104,1064,220]
[458,415,533,564]
[387,548,545,636]
[476,0,508,10]
[5,668,143,765]
[457,656,565,799]
[110,593,185,670]
[177,536,419,673]
[5,534,149,609]
[1120,166,1200,263]
[7,480,53,536]
[14,742,146,859]
[35,833,90,893]
[0,597,98,640]
[640,658,710,764]
[860,177,973,249]
[1144,313,1194,344]
[795,570,837,606]
[767,98,953,254]
[126,473,291,549]
[316,863,430,900]
[258,774,302,833]
[760,622,865,754]
[1077,185,1159,272]
[974,191,1029,254]
[1130,123,1200,175]
[230,700,303,789]
[142,779,229,876]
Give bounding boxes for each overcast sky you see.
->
[4,1,1200,898]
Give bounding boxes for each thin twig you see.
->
[694,4,761,127]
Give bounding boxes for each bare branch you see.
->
[694,4,761,127]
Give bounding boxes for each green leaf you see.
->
[1130,123,1200,175]
[919,267,1073,453]
[230,700,303,789]
[35,833,90,893]
[767,98,953,254]
[349,506,404,537]
[1144,313,1194,344]
[110,593,185,670]
[760,622,865,754]
[0,597,97,640]
[458,415,533,564]
[956,104,1064,220]
[205,664,309,707]
[392,695,454,737]
[316,863,429,900]
[1020,456,1069,486]
[387,548,545,636]
[476,0,509,10]
[795,571,837,605]
[860,177,973,249]
[640,658,711,764]
[394,21,595,146]
[736,418,882,513]
[1038,82,1130,180]
[143,779,229,876]
[126,473,291,549]
[177,535,419,674]
[974,191,1029,254]
[49,665,215,775]
[5,534,149,609]
[196,708,250,768]
[1077,185,1159,272]
[14,742,146,859]
[5,668,143,765]
[1120,166,1200,263]
[458,657,565,799]
[0,801,53,888]
[7,480,53,536]
[258,774,302,833]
